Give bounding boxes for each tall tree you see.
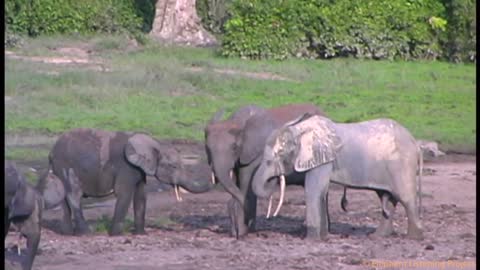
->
[150,0,217,46]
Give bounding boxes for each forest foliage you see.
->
[5,0,476,62]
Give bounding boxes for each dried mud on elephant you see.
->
[5,139,476,270]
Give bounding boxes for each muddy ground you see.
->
[5,140,476,270]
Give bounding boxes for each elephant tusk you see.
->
[273,175,286,217]
[211,172,216,184]
[229,169,234,180]
[174,185,183,202]
[16,234,23,255]
[266,196,273,219]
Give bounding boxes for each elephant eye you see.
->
[266,160,272,166]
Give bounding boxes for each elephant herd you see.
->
[5,103,424,270]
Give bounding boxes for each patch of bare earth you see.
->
[5,47,109,72]
[186,66,298,82]
[5,154,476,270]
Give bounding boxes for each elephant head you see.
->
[5,161,37,220]
[204,111,245,205]
[124,133,213,195]
[204,105,264,205]
[252,114,341,216]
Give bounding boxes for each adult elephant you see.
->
[208,103,326,238]
[252,114,423,240]
[44,128,214,236]
[205,105,264,201]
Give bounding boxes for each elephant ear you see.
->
[9,182,36,219]
[291,115,341,172]
[125,133,160,176]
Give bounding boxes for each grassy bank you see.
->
[5,35,476,162]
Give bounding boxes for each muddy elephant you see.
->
[252,114,423,240]
[44,128,214,236]
[208,103,326,238]
[5,161,44,270]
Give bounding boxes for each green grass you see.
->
[5,35,476,160]
[94,214,134,233]
[5,147,50,162]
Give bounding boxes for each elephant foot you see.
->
[108,224,124,236]
[133,228,146,235]
[373,221,394,237]
[247,218,256,233]
[230,222,249,239]
[61,224,74,236]
[305,226,328,241]
[406,226,423,240]
[74,224,91,236]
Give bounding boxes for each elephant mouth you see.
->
[264,175,286,218]
[210,169,234,185]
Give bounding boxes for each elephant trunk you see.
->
[252,162,278,199]
[171,164,214,194]
[212,160,245,206]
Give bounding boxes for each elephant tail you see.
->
[417,146,423,218]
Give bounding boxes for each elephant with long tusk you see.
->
[207,103,329,238]
[42,128,214,236]
[252,114,424,240]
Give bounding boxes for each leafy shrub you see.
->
[441,0,476,62]
[5,0,143,36]
[222,0,307,59]
[222,0,447,60]
[5,25,24,48]
[133,0,157,33]
[196,0,233,37]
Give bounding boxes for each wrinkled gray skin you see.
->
[252,114,423,240]
[208,104,326,238]
[43,128,214,236]
[205,105,265,205]
[5,161,44,270]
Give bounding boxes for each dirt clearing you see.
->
[5,153,476,270]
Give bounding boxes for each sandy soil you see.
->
[5,153,476,270]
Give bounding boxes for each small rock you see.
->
[344,257,363,265]
[123,238,132,244]
[425,244,435,250]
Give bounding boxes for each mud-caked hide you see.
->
[271,115,342,173]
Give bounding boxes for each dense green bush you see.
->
[196,0,233,37]
[5,0,144,36]
[441,0,476,62]
[222,0,447,60]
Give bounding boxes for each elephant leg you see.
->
[63,169,90,235]
[232,162,258,238]
[66,191,90,235]
[109,178,135,236]
[133,179,147,235]
[244,178,257,232]
[304,163,332,240]
[373,191,397,237]
[400,197,423,240]
[5,210,11,239]
[20,202,41,270]
[227,198,241,238]
[60,199,74,235]
[325,191,331,233]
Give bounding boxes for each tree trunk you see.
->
[150,0,217,47]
